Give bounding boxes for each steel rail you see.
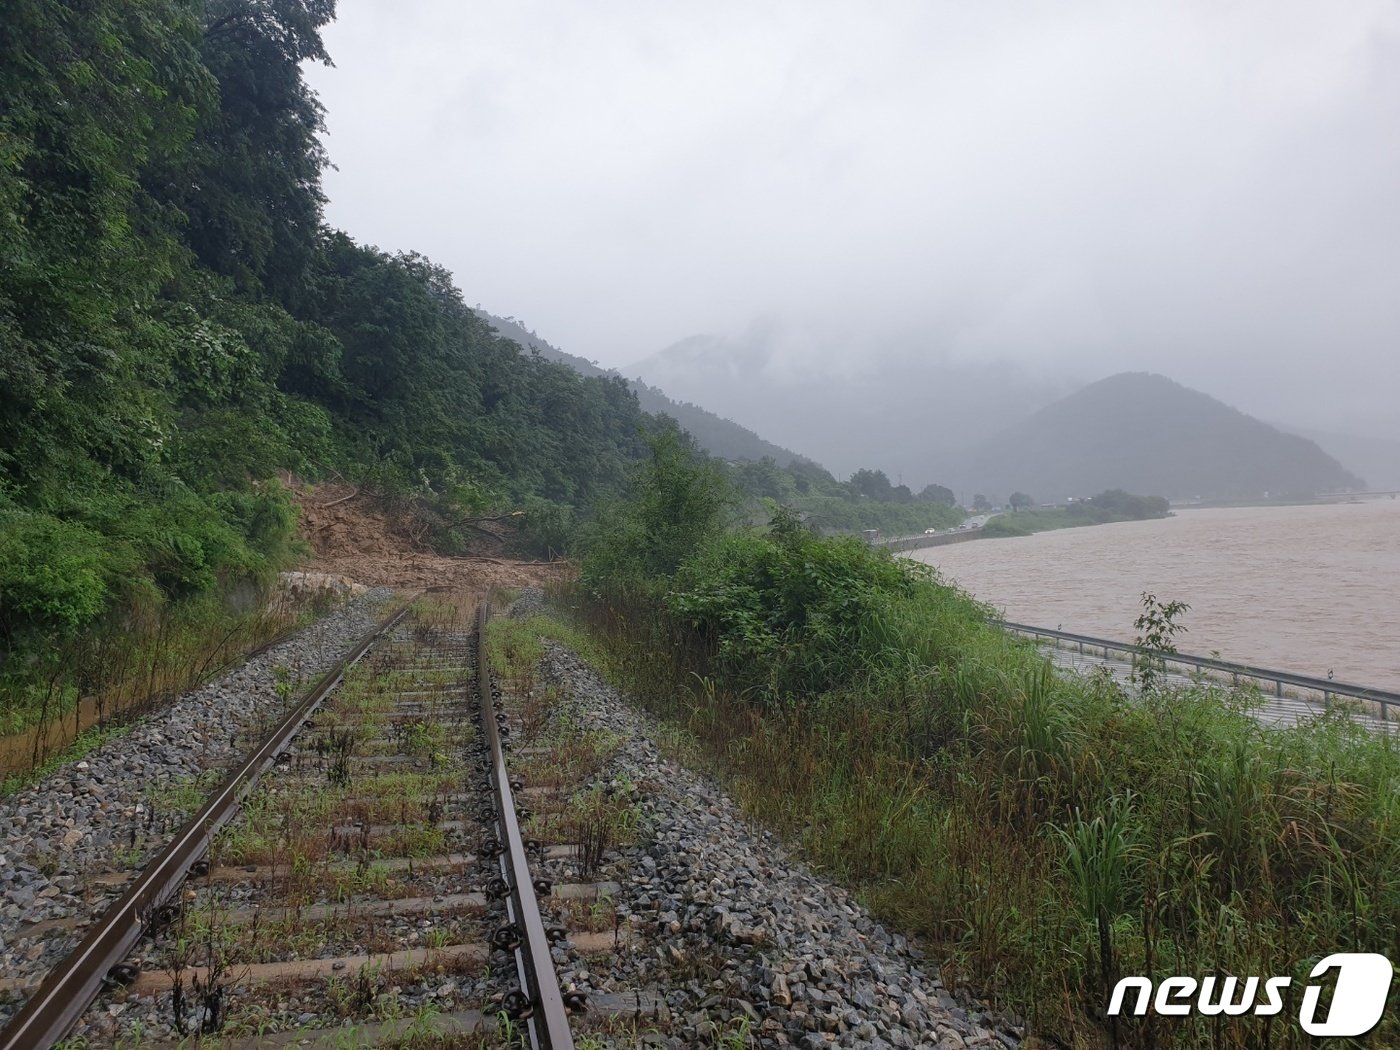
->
[474,601,575,1050]
[0,601,414,1050]
[1001,620,1400,718]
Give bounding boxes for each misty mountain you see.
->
[474,311,811,467]
[954,372,1366,502]
[627,331,1074,487]
[1272,425,1400,492]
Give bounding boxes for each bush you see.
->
[667,520,921,695]
[0,512,110,639]
[116,485,295,600]
[517,499,573,558]
[581,430,731,591]
[979,516,1033,538]
[0,479,300,733]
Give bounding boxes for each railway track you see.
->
[0,592,642,1049]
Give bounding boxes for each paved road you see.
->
[1034,641,1398,735]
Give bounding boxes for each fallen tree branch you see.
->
[445,510,527,531]
[321,488,360,509]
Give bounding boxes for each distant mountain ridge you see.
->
[955,372,1366,501]
[627,331,1075,486]
[474,311,813,467]
[1272,424,1400,491]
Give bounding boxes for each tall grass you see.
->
[565,544,1400,1048]
[0,584,318,779]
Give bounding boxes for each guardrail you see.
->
[1000,620,1400,725]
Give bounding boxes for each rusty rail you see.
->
[475,600,575,1050]
[0,601,413,1050]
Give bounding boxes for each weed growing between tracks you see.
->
[486,615,643,877]
[90,594,499,1042]
[553,446,1400,1048]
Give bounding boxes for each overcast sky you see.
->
[306,1,1400,438]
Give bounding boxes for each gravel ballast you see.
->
[513,596,1026,1049]
[0,588,395,1016]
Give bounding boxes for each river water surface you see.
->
[904,500,1400,691]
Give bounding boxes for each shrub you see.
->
[0,512,110,640]
[517,499,573,558]
[667,521,921,695]
[581,430,731,591]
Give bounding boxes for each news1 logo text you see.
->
[1107,953,1393,1037]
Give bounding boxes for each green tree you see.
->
[917,483,956,505]
[1131,591,1190,691]
[849,468,894,501]
[1009,491,1033,512]
[972,493,991,512]
[732,457,791,502]
[0,0,210,488]
[160,0,338,299]
[582,430,732,587]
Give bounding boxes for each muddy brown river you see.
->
[905,499,1400,691]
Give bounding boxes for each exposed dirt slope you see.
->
[290,482,571,592]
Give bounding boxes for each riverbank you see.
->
[979,509,1152,538]
[576,544,1400,1047]
[983,493,1170,538]
[878,506,1164,553]
[574,447,1400,1046]
[1171,490,1396,509]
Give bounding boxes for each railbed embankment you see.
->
[499,591,1027,1049]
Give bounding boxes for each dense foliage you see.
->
[0,0,664,728]
[575,451,1400,1048]
[0,0,963,736]
[667,521,919,695]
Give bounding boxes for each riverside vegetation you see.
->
[558,436,1400,1048]
[980,490,1171,539]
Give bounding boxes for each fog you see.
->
[306,2,1400,442]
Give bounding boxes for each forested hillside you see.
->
[0,0,664,720]
[476,315,966,532]
[477,312,811,467]
[0,0,969,732]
